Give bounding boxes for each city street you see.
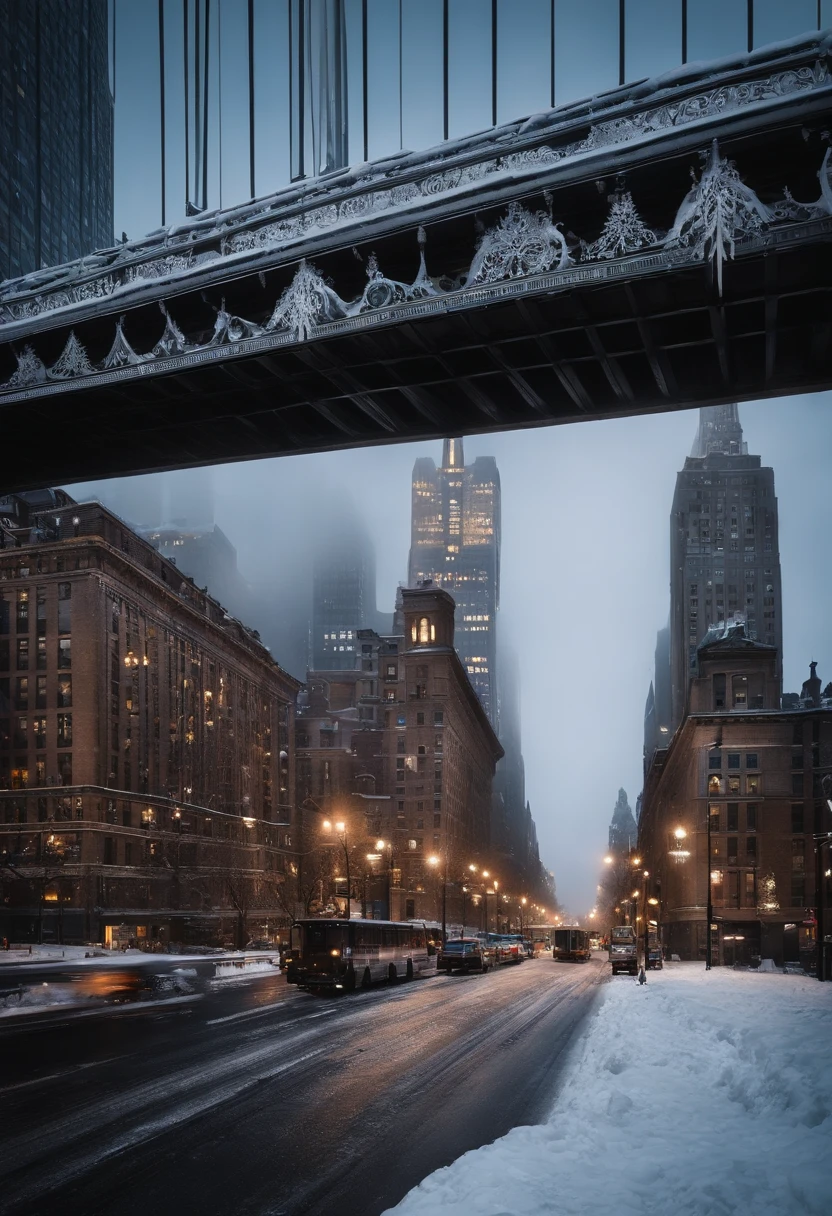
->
[0,956,605,1216]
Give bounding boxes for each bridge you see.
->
[1,30,830,491]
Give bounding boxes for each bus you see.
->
[285,919,436,992]
[528,925,558,955]
[552,927,592,962]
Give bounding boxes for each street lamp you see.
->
[519,896,528,935]
[427,854,447,943]
[322,819,351,920]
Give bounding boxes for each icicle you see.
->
[102,317,142,368]
[665,140,772,295]
[48,331,94,379]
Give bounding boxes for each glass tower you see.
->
[408,437,500,725]
[0,0,113,282]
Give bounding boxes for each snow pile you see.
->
[388,967,832,1216]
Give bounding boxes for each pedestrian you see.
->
[2,936,8,951]
[637,965,647,985]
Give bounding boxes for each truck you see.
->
[609,924,638,976]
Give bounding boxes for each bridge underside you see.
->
[1,31,831,491]
[8,232,829,492]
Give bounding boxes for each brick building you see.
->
[295,585,503,922]
[638,623,832,967]
[0,494,299,947]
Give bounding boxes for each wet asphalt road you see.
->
[0,956,606,1216]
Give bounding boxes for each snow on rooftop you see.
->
[387,966,832,1216]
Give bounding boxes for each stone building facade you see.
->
[0,495,299,947]
[295,585,503,923]
[638,624,831,967]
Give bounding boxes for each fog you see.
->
[70,393,832,915]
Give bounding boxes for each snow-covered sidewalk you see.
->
[389,966,832,1216]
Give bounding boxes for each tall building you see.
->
[0,493,299,947]
[638,626,831,966]
[311,514,387,671]
[669,405,782,732]
[408,438,500,725]
[0,0,113,282]
[296,586,503,922]
[608,788,638,854]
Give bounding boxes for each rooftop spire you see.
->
[442,437,465,470]
[690,405,745,458]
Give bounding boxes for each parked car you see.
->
[437,938,494,974]
[494,936,524,965]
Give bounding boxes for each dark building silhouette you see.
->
[408,438,500,725]
[608,788,638,854]
[311,514,388,671]
[0,0,113,282]
[668,405,782,733]
[644,623,672,772]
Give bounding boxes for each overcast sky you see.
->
[74,393,832,915]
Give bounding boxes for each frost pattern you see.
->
[102,317,142,368]
[152,306,189,358]
[584,191,657,261]
[467,203,573,286]
[665,139,773,294]
[49,331,94,378]
[5,345,47,388]
[266,260,346,340]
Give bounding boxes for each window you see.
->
[727,837,738,865]
[711,869,724,905]
[58,585,71,634]
[727,753,740,769]
[16,638,29,670]
[745,753,758,769]
[792,838,805,871]
[709,804,721,833]
[36,639,46,670]
[33,716,47,748]
[433,813,441,828]
[708,751,722,770]
[124,842,133,865]
[57,677,72,708]
[746,804,758,832]
[16,590,29,632]
[791,875,806,906]
[417,617,434,645]
[791,804,804,833]
[791,751,803,770]
[57,714,72,747]
[746,775,760,796]
[727,804,738,832]
[434,711,444,727]
[744,871,756,906]
[708,775,722,796]
[713,674,726,708]
[728,776,741,795]
[15,676,28,710]
[416,713,425,726]
[36,676,47,709]
[58,638,71,669]
[791,773,804,797]
[58,753,72,785]
[732,676,747,707]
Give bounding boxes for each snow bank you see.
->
[388,967,832,1216]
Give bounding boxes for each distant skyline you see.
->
[71,391,832,915]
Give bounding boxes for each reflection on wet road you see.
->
[1,956,606,1216]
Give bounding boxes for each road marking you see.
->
[0,1056,127,1094]
[205,1004,337,1027]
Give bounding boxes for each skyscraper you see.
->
[668,405,782,730]
[0,0,113,282]
[408,438,500,725]
[312,514,386,671]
